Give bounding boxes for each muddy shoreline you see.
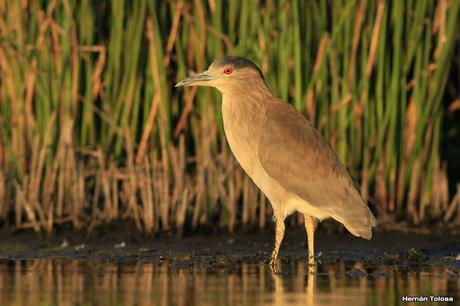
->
[1,223,459,273]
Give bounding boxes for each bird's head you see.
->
[175,56,265,93]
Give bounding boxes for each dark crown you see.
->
[216,56,264,79]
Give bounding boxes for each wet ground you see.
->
[1,225,459,269]
[0,225,459,305]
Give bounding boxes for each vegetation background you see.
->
[0,0,459,234]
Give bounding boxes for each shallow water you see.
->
[0,259,458,306]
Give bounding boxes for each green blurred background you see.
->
[0,0,459,234]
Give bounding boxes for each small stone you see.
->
[74,244,85,251]
[114,242,126,249]
[60,239,69,248]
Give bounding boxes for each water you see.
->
[0,259,458,306]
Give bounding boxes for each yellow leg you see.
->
[269,220,285,271]
[304,215,317,273]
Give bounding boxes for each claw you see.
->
[308,263,317,274]
[308,255,317,274]
[269,256,278,274]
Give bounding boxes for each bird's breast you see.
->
[221,98,264,177]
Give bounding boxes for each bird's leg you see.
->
[269,220,285,272]
[304,215,318,273]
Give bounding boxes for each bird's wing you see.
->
[258,99,376,238]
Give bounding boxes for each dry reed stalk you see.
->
[248,183,259,225]
[88,170,101,233]
[137,164,148,229]
[24,58,37,134]
[407,158,421,224]
[194,0,207,68]
[170,138,188,228]
[226,173,236,232]
[142,158,155,233]
[0,170,5,218]
[62,0,79,114]
[375,159,387,211]
[433,0,448,60]
[174,86,198,138]
[348,0,367,90]
[109,163,119,222]
[123,130,142,231]
[59,121,77,223]
[13,115,56,232]
[164,0,184,66]
[176,186,189,235]
[55,140,66,219]
[136,93,161,164]
[14,181,40,231]
[431,161,449,217]
[175,137,190,234]
[366,1,385,76]
[78,45,106,99]
[150,158,161,233]
[418,121,436,221]
[444,184,460,222]
[306,34,329,119]
[159,140,170,231]
[96,149,114,221]
[146,16,166,112]
[169,144,181,207]
[388,167,397,212]
[192,166,205,230]
[360,167,369,204]
[259,192,267,231]
[241,176,250,227]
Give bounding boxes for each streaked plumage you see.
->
[176,56,376,272]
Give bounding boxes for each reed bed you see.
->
[0,0,459,234]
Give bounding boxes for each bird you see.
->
[176,56,376,272]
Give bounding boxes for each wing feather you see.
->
[258,100,376,238]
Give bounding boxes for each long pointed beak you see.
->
[175,70,214,87]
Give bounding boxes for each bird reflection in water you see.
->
[0,259,458,306]
[271,265,316,306]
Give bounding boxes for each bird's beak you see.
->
[175,70,214,87]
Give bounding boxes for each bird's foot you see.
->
[308,262,317,274]
[269,256,279,274]
[307,252,322,264]
[308,255,318,274]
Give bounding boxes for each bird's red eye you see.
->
[224,67,233,74]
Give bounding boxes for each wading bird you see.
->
[176,56,376,272]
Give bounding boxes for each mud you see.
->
[1,223,459,274]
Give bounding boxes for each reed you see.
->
[0,0,459,234]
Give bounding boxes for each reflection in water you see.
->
[0,259,458,306]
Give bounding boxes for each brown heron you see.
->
[176,56,376,272]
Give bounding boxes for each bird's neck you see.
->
[221,78,272,129]
[221,78,272,103]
